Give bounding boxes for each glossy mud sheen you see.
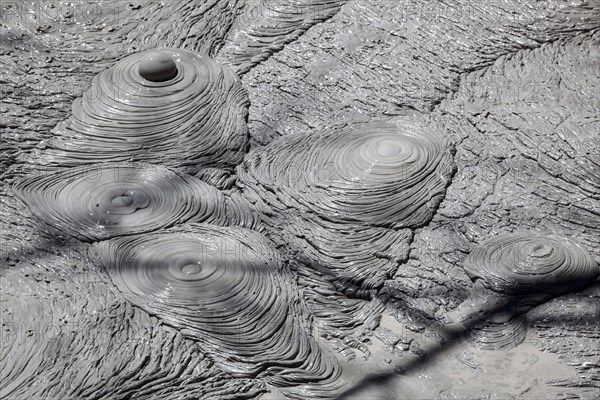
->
[12,163,237,241]
[2,1,600,399]
[445,232,599,350]
[237,117,455,293]
[92,224,342,399]
[26,48,250,171]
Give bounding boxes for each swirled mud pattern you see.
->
[237,117,452,290]
[295,261,384,344]
[466,315,528,351]
[271,213,413,290]
[1,2,598,400]
[92,224,341,398]
[463,232,599,296]
[29,48,249,170]
[12,163,235,242]
[239,117,454,228]
[216,0,347,74]
[445,232,598,350]
[440,281,534,351]
[1,251,265,400]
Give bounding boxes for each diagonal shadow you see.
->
[3,167,599,399]
[335,280,600,399]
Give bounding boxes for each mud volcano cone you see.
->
[37,48,250,169]
[92,224,342,398]
[237,117,454,290]
[447,231,599,350]
[12,163,232,241]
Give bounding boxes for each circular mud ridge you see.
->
[36,48,250,169]
[91,224,341,398]
[466,314,529,351]
[237,117,454,229]
[12,163,230,241]
[463,232,599,296]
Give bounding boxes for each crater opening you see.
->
[137,51,178,82]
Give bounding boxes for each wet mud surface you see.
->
[1,1,599,399]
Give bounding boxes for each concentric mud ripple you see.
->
[441,282,532,351]
[466,315,528,351]
[1,251,266,400]
[33,48,249,169]
[463,232,599,296]
[92,224,341,398]
[237,117,452,291]
[238,117,454,229]
[12,163,230,241]
[446,232,599,351]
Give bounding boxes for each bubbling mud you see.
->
[446,232,599,350]
[237,117,453,293]
[238,117,454,229]
[0,251,266,400]
[30,48,249,169]
[12,163,232,241]
[137,51,179,82]
[91,223,341,399]
[463,232,599,296]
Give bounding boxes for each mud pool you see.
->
[1,1,599,399]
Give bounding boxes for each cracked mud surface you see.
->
[1,1,599,399]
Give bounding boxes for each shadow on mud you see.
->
[336,280,600,399]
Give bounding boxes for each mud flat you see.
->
[1,1,599,399]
